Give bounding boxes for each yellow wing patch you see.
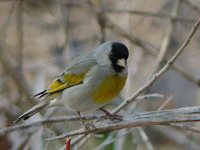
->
[47,73,85,93]
[92,75,127,103]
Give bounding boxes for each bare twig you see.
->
[16,0,24,71]
[71,135,87,147]
[153,126,199,150]
[58,3,70,48]
[157,94,200,143]
[0,0,16,45]
[0,49,33,100]
[95,129,135,150]
[92,1,106,43]
[152,0,180,73]
[57,1,196,23]
[157,96,173,111]
[0,114,100,135]
[46,106,200,141]
[137,127,154,150]
[60,93,164,149]
[73,135,90,150]
[183,0,200,13]
[170,123,200,133]
[0,0,33,105]
[105,9,196,23]
[96,12,200,87]
[95,133,114,150]
[12,1,200,88]
[112,17,200,114]
[0,94,159,134]
[91,8,200,88]
[134,93,165,102]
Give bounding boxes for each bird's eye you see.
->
[109,52,114,58]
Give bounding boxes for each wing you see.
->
[34,52,97,98]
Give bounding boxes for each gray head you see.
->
[93,41,129,73]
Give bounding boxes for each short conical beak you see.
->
[117,58,126,67]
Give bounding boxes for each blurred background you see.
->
[0,0,200,149]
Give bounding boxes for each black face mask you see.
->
[109,42,129,73]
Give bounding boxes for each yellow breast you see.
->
[92,75,127,103]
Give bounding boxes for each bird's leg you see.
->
[77,111,95,132]
[77,111,89,130]
[99,108,123,121]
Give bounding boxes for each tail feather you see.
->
[14,101,49,124]
[33,90,48,98]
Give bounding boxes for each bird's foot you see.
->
[99,108,123,121]
[77,111,96,134]
[83,122,96,132]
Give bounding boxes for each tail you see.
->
[14,101,49,124]
[32,89,48,98]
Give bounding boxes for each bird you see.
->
[15,41,129,123]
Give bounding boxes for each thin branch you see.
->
[0,0,16,44]
[170,123,200,133]
[57,1,196,23]
[73,135,90,150]
[95,11,200,87]
[46,106,200,141]
[95,129,134,150]
[16,0,24,71]
[0,114,100,135]
[0,0,33,104]
[104,9,196,23]
[183,0,200,13]
[156,94,200,143]
[58,3,70,48]
[0,48,33,100]
[16,1,200,88]
[69,92,163,148]
[71,135,87,147]
[112,17,200,114]
[157,96,173,111]
[152,126,199,150]
[93,1,106,43]
[134,93,165,101]
[152,0,180,74]
[0,94,161,134]
[137,127,154,150]
[95,133,114,150]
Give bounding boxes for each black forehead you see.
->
[111,42,129,59]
